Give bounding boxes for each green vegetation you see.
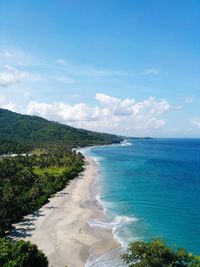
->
[122,239,200,267]
[0,145,84,236]
[0,139,32,155]
[0,142,84,266]
[33,166,68,176]
[0,108,122,153]
[0,108,122,266]
[0,238,48,267]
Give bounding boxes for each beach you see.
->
[10,156,119,267]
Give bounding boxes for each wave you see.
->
[95,193,139,243]
[88,215,138,246]
[87,193,139,267]
[84,145,140,266]
[95,193,113,212]
[120,140,132,146]
[75,147,92,155]
[85,246,126,267]
[88,215,138,231]
[87,215,138,267]
[92,156,105,163]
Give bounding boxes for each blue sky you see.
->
[0,0,200,137]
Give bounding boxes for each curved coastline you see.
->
[10,155,119,267]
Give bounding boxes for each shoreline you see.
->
[10,156,119,267]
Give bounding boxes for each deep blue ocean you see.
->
[85,138,200,266]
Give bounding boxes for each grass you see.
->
[32,149,45,156]
[33,166,69,176]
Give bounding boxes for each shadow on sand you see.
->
[9,189,70,240]
[9,210,44,240]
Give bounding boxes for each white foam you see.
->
[92,156,105,163]
[75,147,91,154]
[95,193,113,212]
[95,193,139,244]
[88,215,138,246]
[120,140,132,146]
[85,247,126,267]
[88,215,138,230]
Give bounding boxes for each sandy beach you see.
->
[10,156,119,267]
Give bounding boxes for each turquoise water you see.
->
[85,139,200,266]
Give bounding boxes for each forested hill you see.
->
[0,109,122,151]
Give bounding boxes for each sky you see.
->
[0,0,200,137]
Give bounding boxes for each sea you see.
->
[84,138,200,267]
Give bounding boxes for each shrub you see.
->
[122,239,200,267]
[0,238,48,267]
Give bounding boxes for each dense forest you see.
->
[0,109,122,153]
[0,145,84,266]
[0,145,84,236]
[0,139,32,155]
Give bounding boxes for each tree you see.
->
[0,238,48,267]
[122,239,200,267]
[0,145,84,235]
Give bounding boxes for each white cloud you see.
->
[0,73,18,86]
[0,49,164,97]
[143,68,160,75]
[185,96,193,104]
[0,65,29,87]
[25,101,101,122]
[96,93,121,106]
[96,93,135,116]
[190,118,200,128]
[2,102,22,113]
[0,93,171,134]
[0,48,44,67]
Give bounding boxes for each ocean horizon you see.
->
[84,138,200,266]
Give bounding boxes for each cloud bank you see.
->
[0,65,29,87]
[0,93,171,135]
[190,118,200,128]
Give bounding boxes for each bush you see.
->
[122,239,200,267]
[0,238,48,267]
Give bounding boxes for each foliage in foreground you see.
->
[0,237,48,267]
[122,239,200,267]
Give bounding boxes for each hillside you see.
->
[0,109,122,152]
